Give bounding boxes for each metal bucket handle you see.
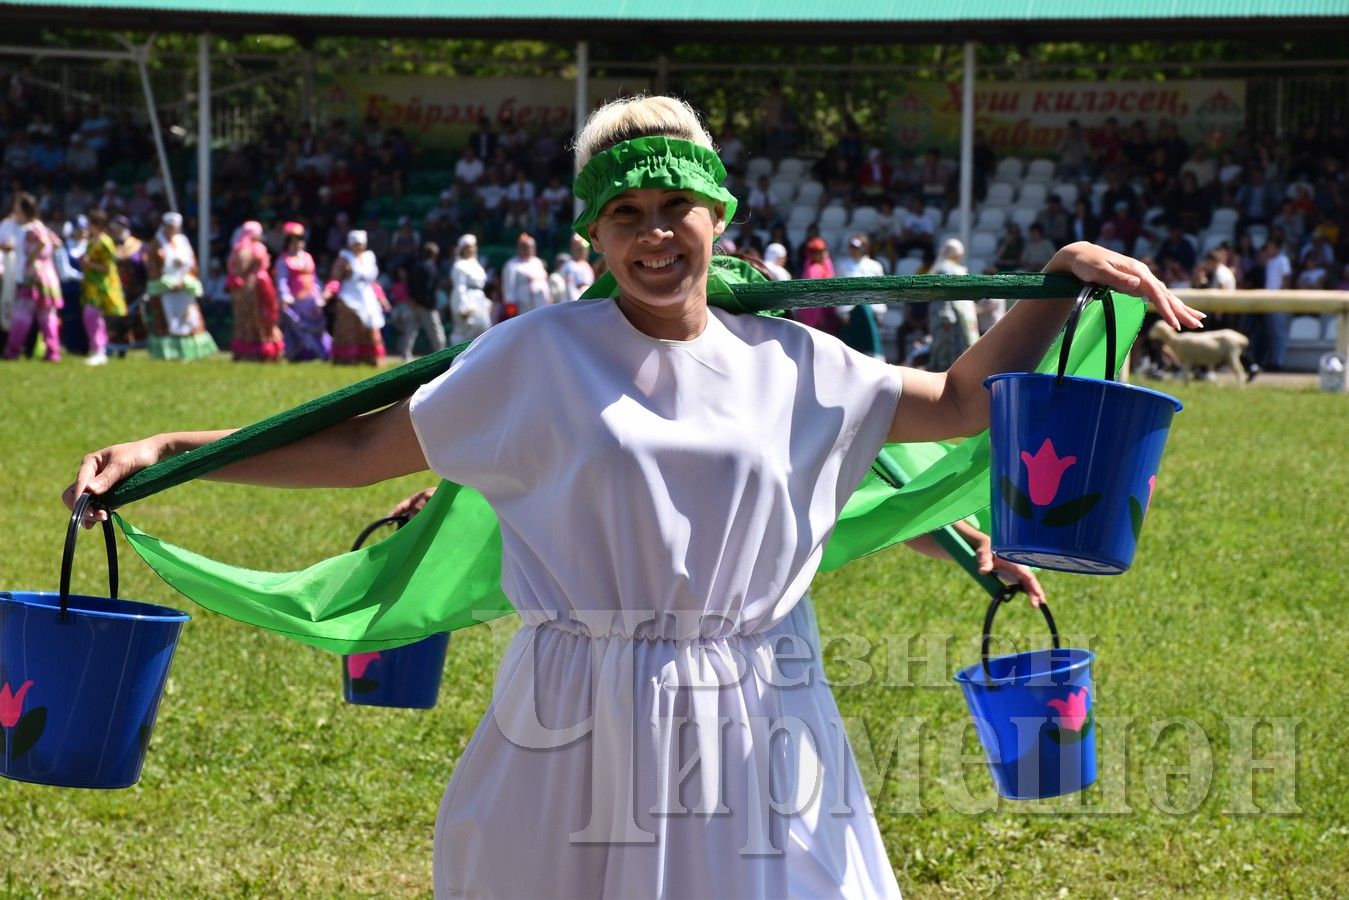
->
[62,493,119,621]
[980,588,1060,684]
[1056,284,1117,384]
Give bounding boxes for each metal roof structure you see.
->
[1,0,1346,42]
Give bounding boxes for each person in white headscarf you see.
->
[327,229,389,365]
[145,211,218,360]
[762,242,792,281]
[926,237,980,371]
[448,233,492,345]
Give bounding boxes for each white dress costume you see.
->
[449,256,492,345]
[337,248,385,331]
[410,299,904,899]
[157,232,201,336]
[501,254,551,314]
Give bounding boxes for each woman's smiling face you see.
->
[589,188,724,309]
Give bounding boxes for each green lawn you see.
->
[1,355,1346,898]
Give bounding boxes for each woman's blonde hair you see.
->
[574,95,715,168]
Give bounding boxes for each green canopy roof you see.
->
[1,0,1343,41]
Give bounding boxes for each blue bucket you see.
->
[0,495,189,789]
[340,515,450,709]
[986,288,1182,574]
[954,595,1096,800]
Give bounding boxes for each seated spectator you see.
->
[1100,168,1140,219]
[1217,150,1244,190]
[78,103,112,152]
[455,145,485,188]
[891,151,921,198]
[1069,197,1100,244]
[747,175,778,227]
[371,141,402,197]
[1155,222,1197,276]
[1194,249,1237,291]
[1235,167,1280,231]
[1165,172,1212,235]
[1096,220,1127,255]
[66,132,97,183]
[1297,231,1335,288]
[1121,119,1151,176]
[1091,117,1124,173]
[1162,259,1192,290]
[125,181,158,232]
[893,196,936,258]
[1019,222,1056,271]
[327,158,359,212]
[387,215,421,273]
[993,223,1025,271]
[823,155,853,203]
[475,168,507,235]
[856,148,890,201]
[1035,194,1071,246]
[918,147,950,207]
[836,234,885,278]
[4,130,32,176]
[1180,145,1218,193]
[538,175,571,239]
[503,169,536,233]
[717,123,746,174]
[1270,200,1305,253]
[1105,201,1142,254]
[1056,119,1092,180]
[30,131,66,182]
[1142,146,1176,208]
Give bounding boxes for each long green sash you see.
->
[108,275,1140,653]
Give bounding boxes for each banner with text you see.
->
[321,75,643,148]
[886,80,1246,157]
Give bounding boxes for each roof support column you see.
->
[128,34,178,213]
[958,41,974,256]
[198,32,211,266]
[574,39,589,219]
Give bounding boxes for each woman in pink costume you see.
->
[3,193,63,361]
[275,221,331,361]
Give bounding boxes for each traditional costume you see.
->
[4,220,63,360]
[228,221,284,361]
[145,213,218,361]
[330,230,385,365]
[275,222,331,361]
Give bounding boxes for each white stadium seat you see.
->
[976,207,1006,231]
[984,183,1015,207]
[776,158,807,181]
[1015,183,1047,208]
[745,157,773,180]
[794,181,825,206]
[818,205,848,230]
[995,157,1024,180]
[1025,158,1055,182]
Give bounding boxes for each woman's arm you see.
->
[888,242,1205,443]
[63,399,428,526]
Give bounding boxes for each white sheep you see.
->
[1147,320,1250,387]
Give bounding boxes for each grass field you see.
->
[1,355,1347,898]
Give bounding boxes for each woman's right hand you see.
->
[62,436,166,527]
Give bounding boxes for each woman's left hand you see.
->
[968,529,1046,608]
[1044,241,1206,331]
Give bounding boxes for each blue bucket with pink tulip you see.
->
[341,515,450,709]
[0,495,189,789]
[954,594,1096,800]
[986,287,1182,575]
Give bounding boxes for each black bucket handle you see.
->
[62,493,119,621]
[1056,284,1117,384]
[350,513,410,552]
[980,588,1060,684]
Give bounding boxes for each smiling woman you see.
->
[64,94,1203,900]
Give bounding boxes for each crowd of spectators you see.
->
[2,63,1345,373]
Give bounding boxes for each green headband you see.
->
[571,136,739,240]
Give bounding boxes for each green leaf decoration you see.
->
[11,707,48,761]
[1048,709,1094,745]
[1043,493,1102,528]
[349,677,379,695]
[1129,496,1145,542]
[1000,476,1034,519]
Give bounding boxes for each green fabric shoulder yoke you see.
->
[104,274,1141,654]
[103,273,1082,508]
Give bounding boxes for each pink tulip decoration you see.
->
[346,651,381,680]
[0,680,33,728]
[1047,688,1089,733]
[1020,438,1077,506]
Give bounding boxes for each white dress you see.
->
[449,257,492,345]
[338,248,385,330]
[410,299,904,899]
